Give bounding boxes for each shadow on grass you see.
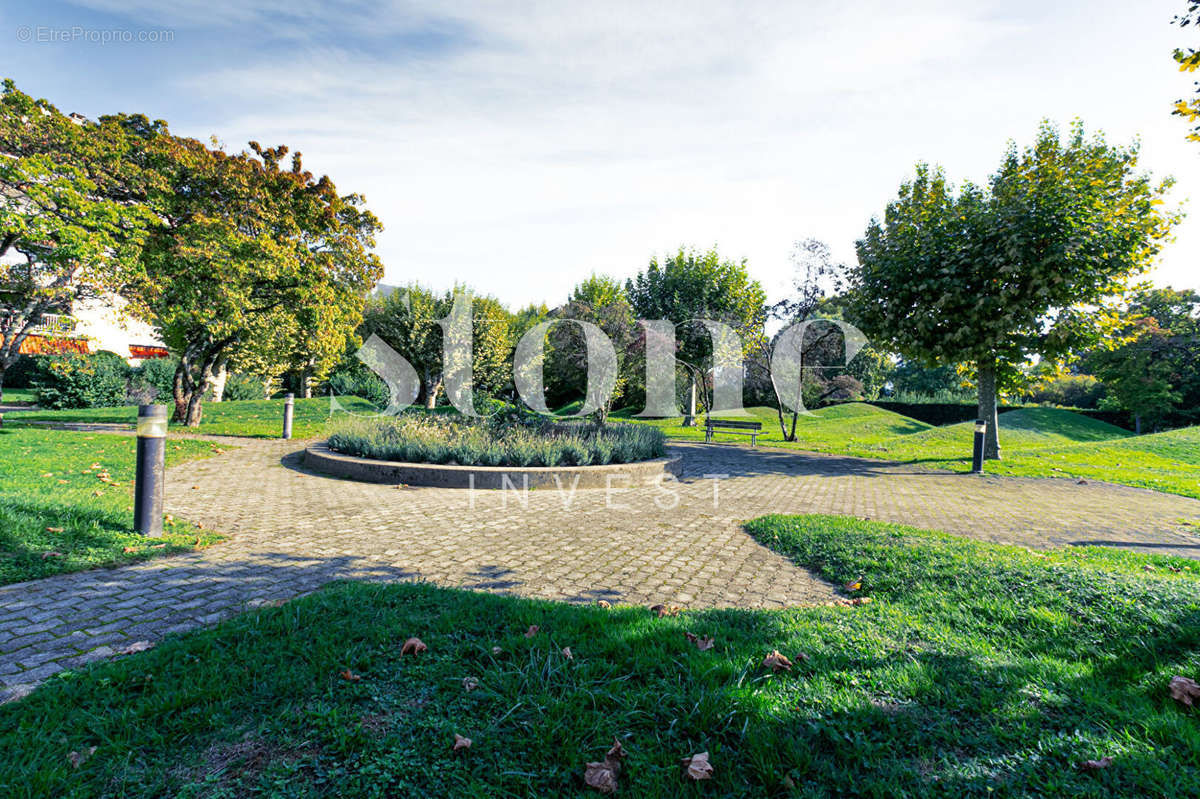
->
[0,566,1197,797]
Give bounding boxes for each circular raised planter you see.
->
[304,441,680,489]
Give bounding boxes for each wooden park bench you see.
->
[704,417,763,446]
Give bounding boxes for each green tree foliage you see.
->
[546,274,637,421]
[1024,374,1105,409]
[360,285,514,410]
[1085,286,1200,429]
[0,81,157,401]
[128,134,383,425]
[889,361,969,400]
[851,121,1176,459]
[626,247,765,423]
[1172,2,1200,141]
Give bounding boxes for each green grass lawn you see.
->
[0,388,36,405]
[616,403,1200,499]
[7,396,380,439]
[0,427,225,585]
[2,515,1198,796]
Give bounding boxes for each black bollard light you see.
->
[134,404,167,537]
[971,419,987,474]
[282,392,294,440]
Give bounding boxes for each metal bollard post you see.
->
[134,404,167,536]
[971,419,986,474]
[282,392,294,440]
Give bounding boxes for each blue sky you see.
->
[4,0,1198,307]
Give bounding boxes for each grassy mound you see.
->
[328,413,667,467]
[618,403,1200,499]
[3,515,1199,796]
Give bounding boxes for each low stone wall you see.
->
[304,442,680,489]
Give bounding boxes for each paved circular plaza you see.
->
[2,438,1198,701]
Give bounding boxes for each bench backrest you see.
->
[705,418,763,431]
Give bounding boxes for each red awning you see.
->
[18,335,90,356]
[129,344,170,360]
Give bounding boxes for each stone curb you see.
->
[304,441,680,489]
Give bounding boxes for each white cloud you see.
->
[65,0,1200,305]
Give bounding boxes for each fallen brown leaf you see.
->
[683,632,714,651]
[401,637,427,656]
[525,625,539,638]
[463,677,478,692]
[339,669,362,682]
[453,733,472,752]
[681,751,713,781]
[596,600,611,609]
[1170,676,1200,707]
[583,738,625,794]
[843,578,862,592]
[45,526,64,533]
[67,746,97,769]
[650,604,681,618]
[763,650,793,673]
[1079,756,1113,771]
[40,472,53,478]
[122,546,136,553]
[89,463,102,469]
[41,551,65,559]
[562,647,574,660]
[118,641,153,655]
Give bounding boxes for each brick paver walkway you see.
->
[3,438,1199,701]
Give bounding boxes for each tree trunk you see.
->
[172,360,190,424]
[977,358,1001,461]
[209,361,229,402]
[1135,413,1142,435]
[300,368,312,399]
[683,373,697,426]
[423,372,442,409]
[0,365,6,405]
[185,390,204,426]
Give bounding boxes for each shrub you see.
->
[32,352,129,409]
[222,373,267,402]
[325,360,389,408]
[131,356,179,403]
[4,355,43,388]
[327,413,666,467]
[1026,374,1105,409]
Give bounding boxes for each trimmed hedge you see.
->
[842,400,1137,430]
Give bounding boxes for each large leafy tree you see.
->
[546,274,637,421]
[1084,286,1200,429]
[360,284,513,410]
[127,133,383,425]
[0,81,157,401]
[626,247,765,423]
[851,122,1176,459]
